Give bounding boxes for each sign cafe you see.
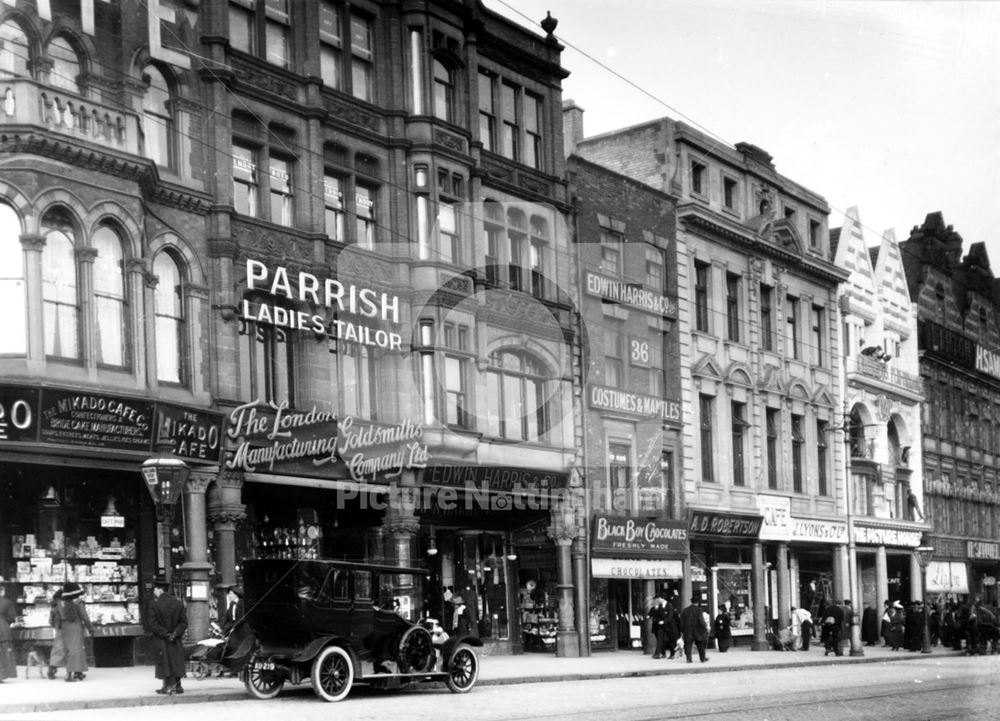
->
[224,399,428,482]
[242,259,403,351]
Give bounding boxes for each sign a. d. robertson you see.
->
[591,515,688,558]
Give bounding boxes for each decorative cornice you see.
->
[383,517,421,536]
[19,233,45,250]
[186,470,215,494]
[76,246,98,262]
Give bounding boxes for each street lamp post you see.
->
[914,545,935,654]
[141,441,189,584]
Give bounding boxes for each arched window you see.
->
[153,251,185,383]
[47,36,80,93]
[486,350,549,441]
[92,225,128,367]
[432,58,453,122]
[141,65,173,168]
[0,203,26,354]
[41,208,80,359]
[0,21,30,77]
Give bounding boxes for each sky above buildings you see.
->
[492,0,1000,263]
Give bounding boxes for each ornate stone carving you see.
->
[231,61,298,101]
[441,273,473,295]
[324,96,380,133]
[186,470,215,494]
[217,469,245,490]
[433,129,465,153]
[383,516,420,536]
[207,506,248,527]
[337,251,395,288]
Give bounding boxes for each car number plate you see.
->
[256,661,275,671]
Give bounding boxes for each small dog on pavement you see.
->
[24,645,49,679]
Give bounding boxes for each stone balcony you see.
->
[0,78,141,156]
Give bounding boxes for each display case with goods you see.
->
[519,579,558,650]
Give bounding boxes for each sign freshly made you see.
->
[591,515,688,558]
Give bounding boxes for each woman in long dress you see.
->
[0,583,18,682]
[49,583,93,682]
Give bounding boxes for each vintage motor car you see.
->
[234,558,481,702]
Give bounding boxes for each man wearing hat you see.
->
[450,594,476,638]
[679,594,709,663]
[149,577,187,695]
[48,583,93,682]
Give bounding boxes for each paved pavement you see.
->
[0,642,963,714]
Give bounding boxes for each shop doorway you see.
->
[608,579,643,650]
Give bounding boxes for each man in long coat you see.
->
[679,595,709,663]
[149,578,187,695]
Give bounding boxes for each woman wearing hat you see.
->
[48,583,93,682]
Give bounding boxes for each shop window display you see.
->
[0,466,148,666]
[519,569,558,650]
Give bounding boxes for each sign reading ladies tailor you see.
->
[591,515,688,558]
[224,399,428,482]
[242,259,404,351]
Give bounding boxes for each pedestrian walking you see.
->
[679,594,709,663]
[664,601,681,659]
[713,605,732,652]
[648,595,667,658]
[48,583,93,682]
[450,594,477,638]
[862,603,879,645]
[149,577,187,695]
[888,600,905,650]
[880,600,891,646]
[0,584,17,682]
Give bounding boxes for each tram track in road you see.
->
[485,677,999,721]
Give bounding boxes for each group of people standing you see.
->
[649,595,730,663]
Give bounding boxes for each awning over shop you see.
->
[591,558,684,579]
[927,560,969,594]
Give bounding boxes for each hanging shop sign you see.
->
[852,523,922,548]
[591,515,688,558]
[584,270,677,317]
[224,399,428,482]
[154,404,224,463]
[591,557,684,579]
[688,510,762,539]
[757,495,792,541]
[588,384,682,425]
[243,258,404,351]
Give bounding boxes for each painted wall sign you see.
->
[590,515,688,558]
[38,390,153,452]
[790,518,848,544]
[927,561,969,594]
[154,404,223,463]
[243,259,404,351]
[688,510,762,539]
[336,415,427,482]
[588,384,681,425]
[968,541,1000,560]
[584,270,677,317]
[757,495,792,541]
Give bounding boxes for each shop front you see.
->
[687,509,763,643]
[853,521,924,608]
[0,384,222,667]
[589,514,687,652]
[966,540,999,605]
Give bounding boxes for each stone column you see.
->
[572,535,590,656]
[776,542,791,631]
[751,541,769,650]
[75,246,97,369]
[20,234,45,368]
[206,469,246,591]
[789,552,800,607]
[876,545,888,610]
[834,545,847,601]
[383,471,420,603]
[181,470,216,642]
[910,551,923,602]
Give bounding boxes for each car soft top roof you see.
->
[243,557,427,576]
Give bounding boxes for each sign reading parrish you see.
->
[242,259,404,351]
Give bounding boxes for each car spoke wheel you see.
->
[243,652,284,700]
[398,626,434,672]
[445,644,479,693]
[311,645,354,702]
